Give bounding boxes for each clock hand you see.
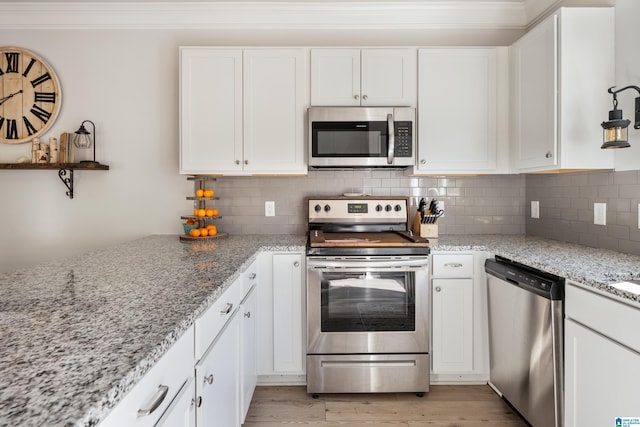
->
[0,89,23,106]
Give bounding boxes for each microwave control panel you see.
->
[394,122,413,157]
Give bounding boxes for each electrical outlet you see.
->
[531,201,540,219]
[265,201,275,217]
[594,203,606,226]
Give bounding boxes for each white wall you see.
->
[0,31,193,272]
[613,0,640,171]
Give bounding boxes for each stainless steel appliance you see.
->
[308,107,416,168]
[485,256,564,427]
[306,196,430,395]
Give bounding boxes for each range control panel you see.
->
[308,198,408,223]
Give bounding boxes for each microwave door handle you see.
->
[387,113,395,164]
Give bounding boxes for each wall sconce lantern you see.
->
[601,86,640,149]
[73,119,100,165]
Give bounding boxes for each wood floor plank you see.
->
[243,385,527,427]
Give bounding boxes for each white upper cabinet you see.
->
[511,8,615,172]
[180,47,308,175]
[311,48,416,106]
[415,47,509,174]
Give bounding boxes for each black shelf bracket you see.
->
[58,169,74,199]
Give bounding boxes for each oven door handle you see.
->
[307,258,428,269]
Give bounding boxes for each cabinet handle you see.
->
[235,160,240,165]
[220,303,233,315]
[362,94,368,100]
[420,159,426,164]
[444,263,463,268]
[354,94,359,100]
[545,151,553,158]
[293,261,300,267]
[435,286,442,292]
[245,160,249,165]
[137,385,169,418]
[244,311,251,318]
[248,272,256,280]
[191,396,202,408]
[204,374,214,385]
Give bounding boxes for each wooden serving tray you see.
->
[179,232,228,242]
[309,231,429,247]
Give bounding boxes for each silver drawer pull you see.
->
[191,396,202,408]
[204,374,214,385]
[244,311,251,318]
[220,303,233,315]
[293,261,300,267]
[435,286,442,292]
[248,272,257,280]
[137,385,169,418]
[444,263,463,268]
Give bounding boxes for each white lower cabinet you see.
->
[430,252,489,383]
[239,285,258,423]
[565,282,640,426]
[99,325,195,427]
[257,252,306,383]
[155,378,196,427]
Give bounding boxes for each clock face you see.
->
[0,47,62,144]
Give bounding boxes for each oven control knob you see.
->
[324,204,331,212]
[394,204,402,212]
[314,204,322,212]
[385,204,392,212]
[375,204,383,212]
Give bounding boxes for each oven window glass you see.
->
[320,271,415,332]
[312,121,387,157]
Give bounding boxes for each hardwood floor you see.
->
[243,385,528,426]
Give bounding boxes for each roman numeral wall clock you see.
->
[0,46,62,144]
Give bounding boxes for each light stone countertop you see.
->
[2,233,640,427]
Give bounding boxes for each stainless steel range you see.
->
[305,196,430,396]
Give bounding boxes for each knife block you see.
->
[420,223,438,239]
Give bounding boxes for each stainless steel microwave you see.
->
[308,107,416,168]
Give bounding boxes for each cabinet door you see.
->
[512,14,557,171]
[417,48,500,173]
[154,378,196,427]
[239,287,257,423]
[360,49,416,107]
[565,319,640,426]
[310,49,361,106]
[180,48,243,174]
[432,278,473,373]
[196,312,240,427]
[272,253,304,373]
[243,49,308,174]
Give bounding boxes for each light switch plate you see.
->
[594,202,606,225]
[531,201,540,219]
[265,201,275,217]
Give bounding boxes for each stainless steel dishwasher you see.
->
[485,256,564,427]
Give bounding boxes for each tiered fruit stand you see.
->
[179,175,228,242]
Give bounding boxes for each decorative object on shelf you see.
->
[179,175,228,242]
[72,120,101,165]
[601,85,640,149]
[0,46,62,144]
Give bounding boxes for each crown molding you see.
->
[0,1,527,30]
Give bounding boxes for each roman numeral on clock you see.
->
[22,58,36,78]
[23,116,37,136]
[30,105,51,123]
[5,118,18,139]
[34,92,56,103]
[31,72,51,87]
[4,52,19,73]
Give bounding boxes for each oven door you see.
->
[306,256,429,355]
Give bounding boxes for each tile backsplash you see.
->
[208,170,526,236]
[526,170,640,256]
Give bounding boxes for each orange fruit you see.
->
[195,189,204,197]
[211,208,219,217]
[206,224,216,230]
[204,189,214,198]
[208,228,217,236]
[186,219,195,225]
[197,209,206,217]
[193,209,199,216]
[189,228,201,237]
[205,209,214,217]
[200,228,209,237]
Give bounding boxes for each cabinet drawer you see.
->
[195,280,242,360]
[100,325,195,427]
[432,254,474,277]
[566,283,640,354]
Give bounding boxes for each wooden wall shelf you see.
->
[0,162,110,199]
